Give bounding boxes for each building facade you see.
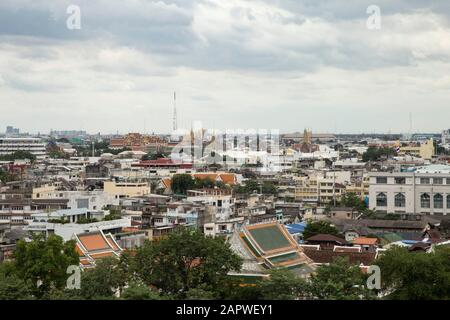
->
[369,166,450,215]
[0,138,46,159]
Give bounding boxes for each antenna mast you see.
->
[173,91,178,132]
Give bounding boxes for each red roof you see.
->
[133,158,192,168]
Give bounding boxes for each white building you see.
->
[32,186,119,210]
[25,208,131,241]
[0,137,46,159]
[369,165,450,215]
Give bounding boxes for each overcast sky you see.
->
[0,0,450,134]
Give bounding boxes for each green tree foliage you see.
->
[376,246,450,300]
[104,208,122,221]
[74,140,131,157]
[0,150,36,162]
[340,192,366,212]
[194,177,215,189]
[76,217,99,224]
[77,257,128,299]
[261,182,277,195]
[171,174,195,194]
[142,152,169,161]
[132,228,242,298]
[362,146,395,162]
[0,169,16,183]
[233,179,278,195]
[308,257,376,300]
[244,179,260,193]
[13,235,79,297]
[185,286,217,300]
[0,274,33,300]
[303,220,341,240]
[259,269,308,300]
[121,281,162,300]
[0,262,33,300]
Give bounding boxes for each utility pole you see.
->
[332,164,336,207]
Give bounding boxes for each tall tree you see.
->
[13,234,79,297]
[0,262,33,300]
[308,257,376,300]
[78,257,128,299]
[171,174,195,194]
[259,269,308,300]
[121,281,162,300]
[340,192,366,212]
[376,246,450,300]
[132,228,242,297]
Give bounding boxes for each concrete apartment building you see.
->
[369,165,450,215]
[103,181,151,198]
[398,138,435,160]
[0,137,46,159]
[442,129,450,144]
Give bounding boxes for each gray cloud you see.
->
[0,0,449,133]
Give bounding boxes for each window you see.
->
[434,194,443,209]
[447,178,450,185]
[420,178,430,185]
[395,193,406,207]
[376,177,387,184]
[376,193,387,207]
[434,178,444,185]
[421,193,430,208]
[447,195,450,209]
[395,177,406,185]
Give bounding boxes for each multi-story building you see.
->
[0,137,46,159]
[398,138,435,160]
[442,129,450,145]
[103,180,151,199]
[345,174,370,200]
[369,165,450,215]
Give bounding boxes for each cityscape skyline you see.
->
[1,1,450,305]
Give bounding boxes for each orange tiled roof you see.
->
[78,233,110,252]
[161,178,172,189]
[90,252,115,260]
[105,234,120,251]
[192,173,236,185]
[80,258,93,266]
[219,173,237,185]
[75,244,85,257]
[353,237,378,246]
[193,173,219,181]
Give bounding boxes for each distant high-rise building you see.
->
[50,130,87,139]
[5,126,20,136]
[442,129,450,145]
